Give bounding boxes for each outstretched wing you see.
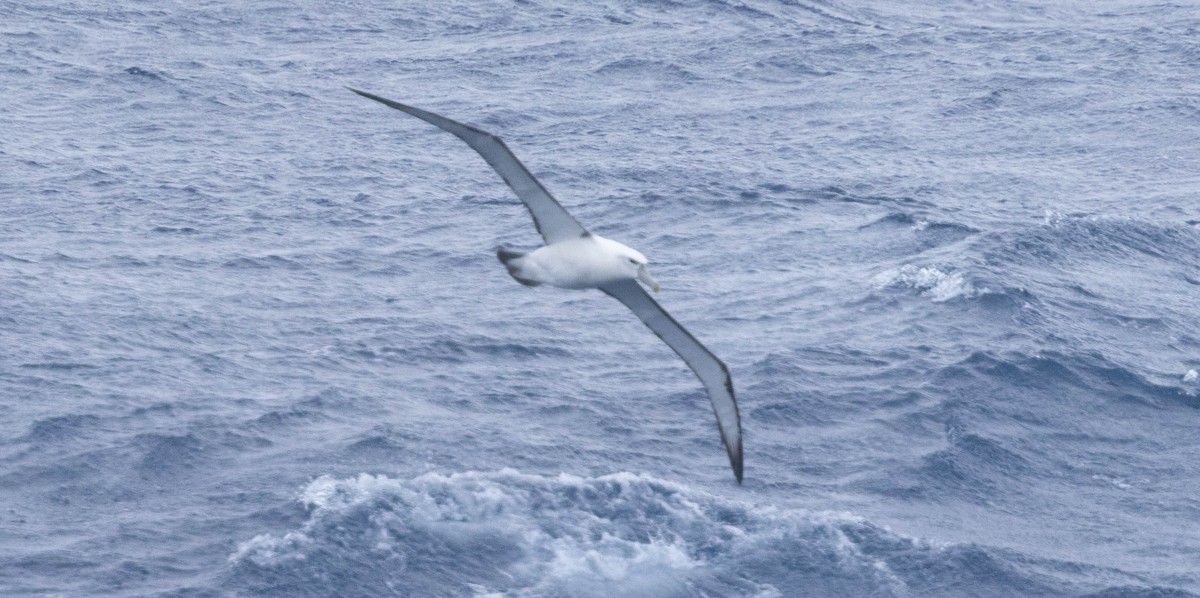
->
[348,88,588,245]
[600,279,743,483]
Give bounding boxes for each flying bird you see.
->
[349,88,743,483]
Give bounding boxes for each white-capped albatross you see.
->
[349,88,744,484]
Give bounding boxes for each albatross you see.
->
[349,88,744,484]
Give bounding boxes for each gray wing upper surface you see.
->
[600,279,744,483]
[348,88,588,245]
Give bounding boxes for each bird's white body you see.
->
[507,234,657,290]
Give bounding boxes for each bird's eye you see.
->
[628,258,638,264]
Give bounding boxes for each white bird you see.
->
[349,88,744,483]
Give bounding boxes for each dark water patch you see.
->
[157,183,217,202]
[751,396,836,426]
[123,66,164,80]
[248,403,326,432]
[43,252,88,264]
[0,458,107,489]
[1045,351,1196,409]
[96,559,161,594]
[1067,283,1104,298]
[216,430,275,452]
[861,211,918,228]
[860,212,980,240]
[909,427,1032,501]
[481,388,536,407]
[134,433,206,476]
[346,435,403,454]
[3,550,103,587]
[251,407,322,429]
[0,252,35,263]
[759,182,796,195]
[1108,312,1168,332]
[812,185,934,208]
[942,88,1011,117]
[878,389,930,410]
[152,225,198,234]
[129,401,179,417]
[750,350,815,379]
[222,255,305,270]
[106,254,151,268]
[774,0,873,27]
[746,353,818,419]
[858,212,981,258]
[916,219,981,241]
[20,361,99,371]
[20,414,103,443]
[1083,587,1200,598]
[747,347,921,423]
[61,167,121,188]
[930,350,1200,421]
[295,388,356,411]
[746,53,836,79]
[594,58,699,83]
[971,285,1038,317]
[409,336,572,363]
[536,402,602,419]
[987,216,1200,269]
[838,527,1067,598]
[343,425,422,458]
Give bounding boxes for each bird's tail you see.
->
[496,248,542,287]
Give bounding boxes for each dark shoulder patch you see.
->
[580,231,591,238]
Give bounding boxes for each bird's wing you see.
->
[599,279,743,483]
[348,88,588,245]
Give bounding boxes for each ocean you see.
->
[2,0,1199,596]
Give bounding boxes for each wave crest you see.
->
[225,469,1161,597]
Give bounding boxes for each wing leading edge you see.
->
[600,279,744,483]
[347,88,588,245]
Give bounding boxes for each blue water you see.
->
[3,1,1199,596]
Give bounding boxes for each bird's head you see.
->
[621,250,660,293]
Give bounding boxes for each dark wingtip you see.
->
[346,87,378,101]
[346,87,393,107]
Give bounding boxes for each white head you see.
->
[589,234,661,292]
[618,248,660,293]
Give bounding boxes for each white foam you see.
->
[231,470,716,595]
[229,470,980,596]
[1184,369,1198,383]
[874,265,974,303]
[230,530,314,566]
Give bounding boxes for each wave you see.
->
[226,470,1182,597]
[933,350,1198,410]
[873,264,976,303]
[594,58,699,83]
[987,213,1200,269]
[19,414,102,443]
